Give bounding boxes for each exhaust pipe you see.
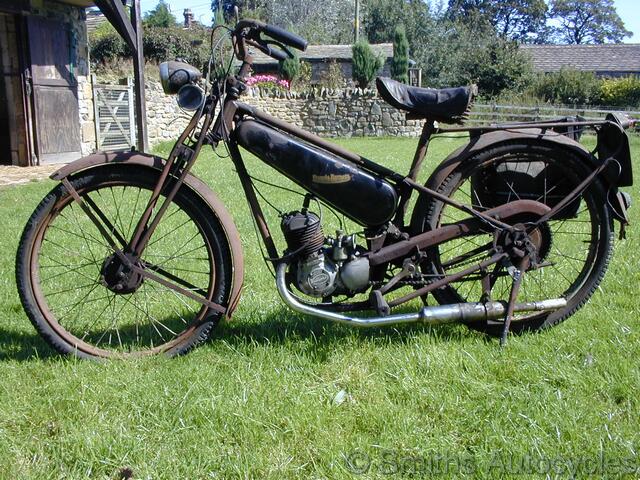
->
[275,263,566,327]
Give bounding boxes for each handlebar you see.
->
[248,41,289,62]
[233,19,308,64]
[262,24,308,52]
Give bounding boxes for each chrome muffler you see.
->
[275,263,566,327]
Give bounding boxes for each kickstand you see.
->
[500,256,529,347]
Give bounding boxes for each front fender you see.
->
[51,151,245,319]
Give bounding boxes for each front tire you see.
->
[16,166,233,359]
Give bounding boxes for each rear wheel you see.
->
[16,166,232,358]
[412,142,613,336]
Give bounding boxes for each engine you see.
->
[280,211,370,298]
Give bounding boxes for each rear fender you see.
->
[424,129,602,191]
[418,129,628,227]
[51,151,245,319]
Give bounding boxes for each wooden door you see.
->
[27,16,81,164]
[0,12,30,165]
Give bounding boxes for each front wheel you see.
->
[412,142,613,336]
[16,166,233,359]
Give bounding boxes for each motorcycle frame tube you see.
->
[219,100,555,277]
[67,84,610,315]
[229,102,515,232]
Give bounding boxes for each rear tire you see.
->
[16,166,233,359]
[411,142,613,336]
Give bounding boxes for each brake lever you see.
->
[261,39,293,59]
[244,28,293,58]
[245,38,292,62]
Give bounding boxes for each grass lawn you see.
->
[0,133,638,478]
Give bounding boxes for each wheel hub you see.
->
[100,253,144,294]
[496,221,552,267]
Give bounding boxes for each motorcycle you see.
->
[16,20,634,359]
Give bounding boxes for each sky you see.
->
[138,0,640,43]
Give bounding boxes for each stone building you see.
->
[0,0,96,166]
[251,43,394,84]
[0,0,147,166]
[521,44,640,78]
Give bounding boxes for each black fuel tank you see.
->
[235,120,398,226]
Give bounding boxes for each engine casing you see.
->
[281,211,371,298]
[295,253,338,297]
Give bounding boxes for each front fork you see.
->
[56,102,224,312]
[126,101,216,258]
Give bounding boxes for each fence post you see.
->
[92,74,101,151]
[127,77,136,148]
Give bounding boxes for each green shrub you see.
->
[352,40,383,89]
[319,60,345,89]
[599,76,640,107]
[296,60,313,90]
[90,18,119,42]
[529,68,602,105]
[90,32,129,63]
[90,25,211,70]
[391,26,409,84]
[279,54,301,84]
[142,26,210,70]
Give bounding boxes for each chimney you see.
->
[183,8,194,28]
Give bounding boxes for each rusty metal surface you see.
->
[369,199,550,267]
[50,150,245,319]
[422,128,598,196]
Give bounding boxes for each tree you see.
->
[391,26,409,84]
[549,0,632,44]
[279,54,301,85]
[352,40,383,88]
[446,0,548,42]
[211,0,258,24]
[213,0,355,44]
[364,0,434,46]
[458,37,534,95]
[410,19,534,95]
[144,0,176,28]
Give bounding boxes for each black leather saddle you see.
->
[376,77,477,124]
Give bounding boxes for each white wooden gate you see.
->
[93,78,136,151]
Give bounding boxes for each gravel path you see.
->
[0,164,63,188]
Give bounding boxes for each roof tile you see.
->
[252,43,393,64]
[521,44,640,73]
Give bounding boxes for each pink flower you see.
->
[246,74,290,90]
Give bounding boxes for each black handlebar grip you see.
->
[263,45,289,62]
[262,24,308,51]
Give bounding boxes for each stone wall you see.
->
[143,81,423,147]
[145,81,194,146]
[242,87,422,138]
[78,75,95,155]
